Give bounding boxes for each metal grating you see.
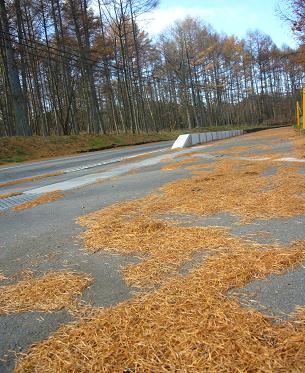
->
[0,194,38,211]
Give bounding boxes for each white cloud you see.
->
[137,6,220,35]
[91,0,296,48]
[145,4,295,47]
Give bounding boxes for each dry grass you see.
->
[0,271,92,315]
[0,171,64,189]
[11,191,63,211]
[0,191,22,199]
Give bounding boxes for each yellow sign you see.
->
[296,88,305,130]
[303,88,305,130]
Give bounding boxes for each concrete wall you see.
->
[172,129,244,149]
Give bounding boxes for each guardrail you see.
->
[172,130,244,149]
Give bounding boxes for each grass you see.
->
[0,124,287,165]
[0,132,173,165]
[1,146,30,163]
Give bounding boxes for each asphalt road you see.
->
[0,140,173,184]
[0,130,304,372]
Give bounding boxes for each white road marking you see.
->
[275,157,305,163]
[64,148,169,173]
[0,143,172,171]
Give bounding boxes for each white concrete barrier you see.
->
[191,133,200,144]
[171,129,244,149]
[172,134,192,149]
[206,132,212,142]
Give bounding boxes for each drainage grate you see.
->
[0,194,38,211]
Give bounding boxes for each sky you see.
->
[138,0,297,48]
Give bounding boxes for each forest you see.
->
[0,0,304,137]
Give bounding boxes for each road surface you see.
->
[0,141,173,184]
[0,129,304,372]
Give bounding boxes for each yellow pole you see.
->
[303,88,305,130]
[296,101,300,129]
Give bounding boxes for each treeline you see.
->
[0,0,304,136]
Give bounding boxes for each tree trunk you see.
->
[0,0,31,135]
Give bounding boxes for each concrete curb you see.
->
[172,130,244,149]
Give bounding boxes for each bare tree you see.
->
[0,0,31,135]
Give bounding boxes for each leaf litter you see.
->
[0,271,92,315]
[13,127,305,372]
[11,191,63,211]
[0,191,23,199]
[0,171,64,189]
[161,157,201,171]
[14,242,305,373]
[0,272,7,281]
